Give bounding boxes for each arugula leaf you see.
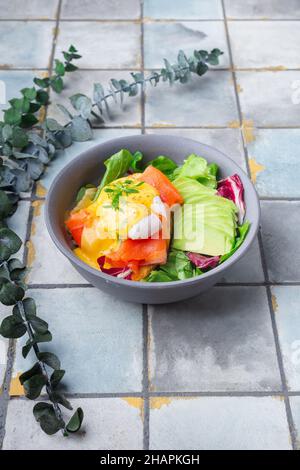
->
[220,220,250,263]
[93,149,134,200]
[145,249,202,282]
[131,151,143,172]
[147,155,178,179]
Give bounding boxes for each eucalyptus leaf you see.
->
[38,352,61,370]
[0,314,26,338]
[66,407,84,433]
[0,227,22,261]
[34,404,65,435]
[70,116,92,142]
[50,369,65,388]
[0,279,24,305]
[23,374,47,399]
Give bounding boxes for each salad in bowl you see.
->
[64,149,250,283]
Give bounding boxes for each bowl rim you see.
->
[45,134,261,289]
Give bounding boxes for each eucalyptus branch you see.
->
[53,48,223,139]
[0,45,84,436]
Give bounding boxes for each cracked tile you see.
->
[247,129,300,197]
[150,396,291,450]
[146,128,246,169]
[149,287,281,392]
[0,22,54,68]
[61,0,140,19]
[12,288,143,393]
[56,22,141,69]
[47,70,141,127]
[144,21,229,69]
[236,71,300,126]
[271,286,300,391]
[145,71,238,126]
[261,201,300,282]
[228,21,300,69]
[3,397,143,449]
[225,0,300,19]
[144,0,223,19]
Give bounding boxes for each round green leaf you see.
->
[66,407,84,433]
[38,351,61,370]
[34,404,64,435]
[4,108,22,125]
[0,279,24,305]
[0,315,26,338]
[0,228,22,261]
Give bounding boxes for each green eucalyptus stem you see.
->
[16,300,65,433]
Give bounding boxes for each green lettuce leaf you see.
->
[173,154,218,188]
[220,220,250,263]
[93,149,135,200]
[147,155,178,179]
[145,249,202,282]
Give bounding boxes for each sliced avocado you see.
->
[172,177,237,256]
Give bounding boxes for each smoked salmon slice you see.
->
[140,165,183,207]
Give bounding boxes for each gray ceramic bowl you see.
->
[45,134,260,304]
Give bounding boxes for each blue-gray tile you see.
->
[48,70,142,127]
[146,128,246,169]
[61,0,140,19]
[271,287,300,391]
[219,238,264,283]
[144,0,223,19]
[145,71,238,126]
[228,22,300,69]
[150,396,291,450]
[236,71,300,126]
[27,201,89,284]
[261,202,300,282]
[40,129,141,193]
[8,201,30,260]
[56,22,141,69]
[247,129,300,197]
[144,22,229,69]
[0,22,54,68]
[0,0,59,19]
[149,287,281,392]
[12,288,143,394]
[225,0,300,19]
[3,397,143,449]
[290,396,300,449]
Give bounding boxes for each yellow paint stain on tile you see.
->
[150,397,172,410]
[248,158,266,183]
[36,182,47,197]
[273,395,284,402]
[38,106,46,124]
[271,294,279,313]
[236,84,243,93]
[26,240,36,267]
[228,120,240,129]
[122,398,144,421]
[151,123,175,128]
[9,373,24,396]
[30,221,36,237]
[40,71,49,79]
[32,199,44,217]
[241,119,255,144]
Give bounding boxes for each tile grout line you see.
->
[0,0,63,450]
[258,231,297,450]
[221,0,250,175]
[140,0,150,451]
[11,390,300,400]
[1,18,300,23]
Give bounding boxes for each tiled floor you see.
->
[0,0,299,451]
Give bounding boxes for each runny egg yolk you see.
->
[74,175,163,269]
